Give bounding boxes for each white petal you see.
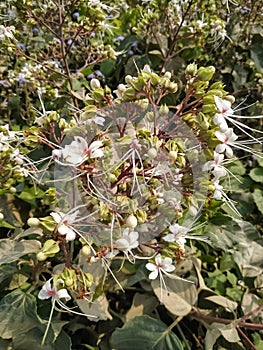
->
[162,257,173,266]
[219,119,229,132]
[225,145,233,158]
[145,262,157,272]
[91,148,103,158]
[58,224,69,236]
[66,229,76,241]
[38,279,53,300]
[154,254,162,265]
[149,270,159,280]
[212,166,227,179]
[215,144,226,154]
[163,234,176,242]
[56,288,71,300]
[214,96,232,114]
[169,224,180,234]
[89,140,103,150]
[213,113,225,125]
[129,231,139,242]
[214,131,225,142]
[50,212,63,224]
[115,238,129,250]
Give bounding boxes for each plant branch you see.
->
[190,308,263,331]
[237,327,257,350]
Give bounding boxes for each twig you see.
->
[190,309,263,331]
[237,326,257,350]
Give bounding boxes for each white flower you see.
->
[212,180,223,200]
[202,152,227,180]
[214,96,233,132]
[214,128,238,158]
[50,211,78,241]
[38,278,96,345]
[10,148,24,165]
[162,223,188,249]
[115,228,139,253]
[145,254,175,280]
[38,278,70,301]
[54,136,103,166]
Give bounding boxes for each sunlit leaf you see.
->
[205,295,237,312]
[0,239,41,265]
[151,277,197,316]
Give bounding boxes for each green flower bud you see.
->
[185,63,198,76]
[147,148,157,159]
[202,104,216,113]
[39,239,60,259]
[159,104,169,116]
[224,95,235,104]
[169,150,178,161]
[9,186,17,194]
[36,252,47,261]
[197,66,215,81]
[60,268,77,288]
[78,272,93,288]
[135,209,147,224]
[125,75,134,85]
[81,245,91,256]
[48,111,59,122]
[59,118,68,129]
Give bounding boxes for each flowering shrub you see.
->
[0,1,263,349]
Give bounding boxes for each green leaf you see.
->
[249,167,263,183]
[250,40,263,73]
[0,238,41,265]
[100,59,116,76]
[12,328,71,350]
[0,290,41,339]
[111,315,183,350]
[252,189,263,214]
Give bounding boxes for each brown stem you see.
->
[240,304,263,322]
[237,327,257,350]
[190,309,263,331]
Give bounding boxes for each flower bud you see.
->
[90,78,101,90]
[185,63,198,76]
[125,214,138,229]
[36,252,47,261]
[224,95,235,104]
[197,66,215,81]
[169,150,178,161]
[0,213,4,221]
[27,217,40,227]
[164,71,171,79]
[147,148,157,159]
[81,245,91,256]
[125,75,134,85]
